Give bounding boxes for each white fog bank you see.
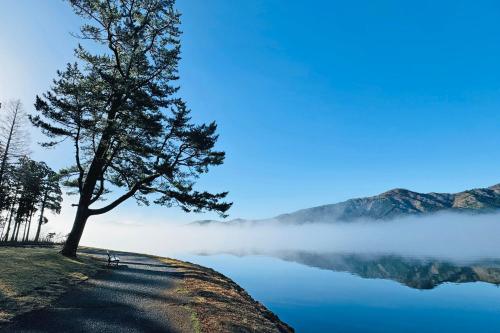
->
[77,212,500,261]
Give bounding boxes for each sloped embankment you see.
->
[159,257,294,333]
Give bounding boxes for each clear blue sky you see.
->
[2,0,500,224]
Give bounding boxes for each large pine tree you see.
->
[31,0,231,257]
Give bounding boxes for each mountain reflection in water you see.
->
[182,251,500,332]
[269,252,500,289]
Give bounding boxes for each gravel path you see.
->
[2,249,195,333]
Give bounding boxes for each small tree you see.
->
[31,0,231,257]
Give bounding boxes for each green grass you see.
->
[0,246,102,323]
[188,307,202,333]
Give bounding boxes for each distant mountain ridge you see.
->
[192,184,500,225]
[275,183,500,224]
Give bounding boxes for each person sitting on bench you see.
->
[106,250,120,266]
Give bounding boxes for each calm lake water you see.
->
[177,252,500,333]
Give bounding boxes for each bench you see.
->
[106,250,120,267]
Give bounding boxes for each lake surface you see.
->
[177,252,500,333]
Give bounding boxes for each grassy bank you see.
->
[158,257,294,333]
[0,247,102,324]
[0,246,293,332]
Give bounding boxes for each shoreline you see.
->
[155,255,294,333]
[85,247,295,333]
[0,246,294,333]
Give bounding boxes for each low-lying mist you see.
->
[80,212,500,261]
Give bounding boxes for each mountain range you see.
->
[193,183,500,225]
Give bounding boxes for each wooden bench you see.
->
[106,250,120,267]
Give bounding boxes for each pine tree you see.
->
[0,157,62,242]
[31,0,231,257]
[34,170,62,242]
[9,157,43,241]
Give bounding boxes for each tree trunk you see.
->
[3,211,11,241]
[14,219,21,242]
[25,211,33,242]
[61,205,89,257]
[3,187,18,241]
[61,104,117,257]
[0,213,7,240]
[3,200,16,241]
[34,219,42,242]
[0,219,5,240]
[10,219,19,242]
[35,192,47,242]
[9,222,15,242]
[22,219,27,242]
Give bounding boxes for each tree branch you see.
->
[88,173,160,215]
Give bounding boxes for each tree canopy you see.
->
[0,156,62,243]
[30,0,231,256]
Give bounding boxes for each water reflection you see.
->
[184,252,500,332]
[224,251,500,290]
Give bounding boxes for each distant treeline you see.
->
[0,100,63,243]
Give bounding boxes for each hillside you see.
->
[275,183,500,224]
[193,184,500,225]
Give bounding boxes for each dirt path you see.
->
[2,249,195,333]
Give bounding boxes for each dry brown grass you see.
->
[0,246,102,324]
[158,257,294,333]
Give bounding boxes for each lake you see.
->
[177,252,500,333]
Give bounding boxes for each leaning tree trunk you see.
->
[35,192,48,242]
[8,222,15,242]
[3,188,18,241]
[61,109,115,257]
[3,209,12,241]
[0,220,5,240]
[61,168,97,257]
[61,204,90,257]
[14,219,21,242]
[0,214,6,240]
[21,219,27,242]
[10,219,19,242]
[24,211,33,242]
[34,219,43,242]
[3,200,16,241]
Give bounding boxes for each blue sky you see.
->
[2,0,500,226]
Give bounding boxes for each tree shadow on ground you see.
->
[1,257,192,333]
